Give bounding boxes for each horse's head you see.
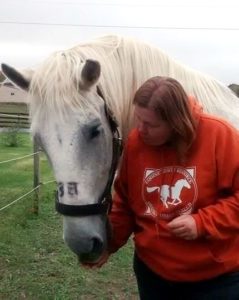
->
[1,56,121,263]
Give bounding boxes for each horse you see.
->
[1,34,239,263]
[147,179,191,209]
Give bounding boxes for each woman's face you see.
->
[134,105,173,146]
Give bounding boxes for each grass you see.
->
[0,133,137,300]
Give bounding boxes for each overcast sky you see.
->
[0,0,238,85]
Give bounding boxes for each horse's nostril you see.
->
[92,237,103,253]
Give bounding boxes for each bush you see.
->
[0,126,23,147]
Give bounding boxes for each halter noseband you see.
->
[55,86,122,216]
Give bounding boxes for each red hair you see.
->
[133,76,197,162]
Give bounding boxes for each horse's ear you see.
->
[1,63,32,91]
[80,59,101,89]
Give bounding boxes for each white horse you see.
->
[147,179,191,208]
[2,35,239,263]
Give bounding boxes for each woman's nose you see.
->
[138,122,147,134]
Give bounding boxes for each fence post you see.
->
[33,137,40,214]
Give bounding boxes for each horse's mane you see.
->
[29,35,239,139]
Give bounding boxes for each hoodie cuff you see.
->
[192,213,207,237]
[108,240,121,254]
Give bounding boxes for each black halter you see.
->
[55,86,122,216]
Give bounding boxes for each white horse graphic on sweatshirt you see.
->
[147,179,191,208]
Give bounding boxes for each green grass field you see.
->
[0,133,137,300]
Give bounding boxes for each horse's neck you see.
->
[174,180,184,189]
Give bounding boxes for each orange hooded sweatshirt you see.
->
[109,99,239,282]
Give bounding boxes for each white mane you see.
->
[29,35,239,140]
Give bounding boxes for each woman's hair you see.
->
[133,76,197,161]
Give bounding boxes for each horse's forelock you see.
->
[28,50,91,116]
[27,36,126,122]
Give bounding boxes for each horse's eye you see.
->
[90,126,101,139]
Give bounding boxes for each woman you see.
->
[95,77,239,299]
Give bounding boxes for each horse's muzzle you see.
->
[77,237,104,263]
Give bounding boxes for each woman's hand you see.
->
[167,215,198,240]
[81,251,110,269]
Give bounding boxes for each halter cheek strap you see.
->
[55,86,122,216]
